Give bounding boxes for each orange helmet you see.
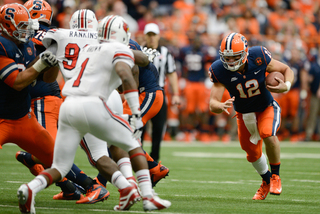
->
[24,0,53,25]
[219,32,249,71]
[0,3,34,43]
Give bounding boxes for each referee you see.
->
[142,23,180,162]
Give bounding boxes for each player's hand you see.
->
[220,96,235,115]
[129,114,144,139]
[142,47,159,62]
[266,77,287,93]
[29,19,39,30]
[40,51,58,67]
[171,95,181,106]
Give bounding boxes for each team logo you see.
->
[27,47,33,55]
[123,22,129,32]
[255,57,263,66]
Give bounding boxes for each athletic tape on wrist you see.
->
[285,81,291,92]
[32,59,47,73]
[124,90,140,115]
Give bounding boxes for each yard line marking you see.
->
[0,204,182,214]
[173,152,320,159]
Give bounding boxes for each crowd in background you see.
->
[3,0,320,142]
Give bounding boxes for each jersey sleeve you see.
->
[42,29,59,48]
[260,46,272,65]
[0,55,19,87]
[129,39,142,51]
[112,44,135,68]
[208,63,220,83]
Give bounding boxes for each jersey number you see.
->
[63,43,80,70]
[236,79,261,98]
[72,58,89,87]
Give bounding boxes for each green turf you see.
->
[1,141,320,214]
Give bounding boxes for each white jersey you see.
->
[62,41,134,101]
[42,28,99,81]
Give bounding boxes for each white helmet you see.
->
[69,9,98,31]
[98,15,131,45]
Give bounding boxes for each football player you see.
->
[208,32,294,200]
[18,14,171,213]
[0,0,58,194]
[15,2,110,204]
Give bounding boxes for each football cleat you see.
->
[143,192,171,211]
[127,176,141,196]
[252,180,270,200]
[16,151,44,176]
[93,177,106,188]
[270,174,282,195]
[113,185,141,211]
[53,188,84,201]
[76,184,110,204]
[149,161,169,187]
[17,184,35,214]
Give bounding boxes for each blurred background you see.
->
[4,0,320,143]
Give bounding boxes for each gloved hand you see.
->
[142,47,160,62]
[40,51,58,67]
[129,114,144,139]
[29,19,39,30]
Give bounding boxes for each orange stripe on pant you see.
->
[123,90,163,125]
[31,95,63,140]
[236,102,281,163]
[0,111,54,168]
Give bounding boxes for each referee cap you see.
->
[144,23,160,35]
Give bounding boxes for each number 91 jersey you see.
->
[42,28,99,81]
[62,41,135,101]
[209,46,274,113]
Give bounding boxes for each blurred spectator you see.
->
[304,46,320,141]
[56,0,76,28]
[111,0,138,33]
[177,34,215,142]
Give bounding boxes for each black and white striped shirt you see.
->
[152,46,176,88]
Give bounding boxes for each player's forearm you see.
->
[43,66,59,83]
[283,66,294,85]
[167,72,179,95]
[132,50,149,67]
[209,99,223,114]
[13,67,40,91]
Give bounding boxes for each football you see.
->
[265,72,284,86]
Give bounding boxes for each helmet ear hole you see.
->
[5,23,10,28]
[32,13,38,18]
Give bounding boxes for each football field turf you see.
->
[0,141,319,214]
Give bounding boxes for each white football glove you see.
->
[29,19,39,30]
[129,114,144,140]
[142,47,160,62]
[40,51,59,67]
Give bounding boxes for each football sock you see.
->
[144,151,158,169]
[117,157,133,178]
[96,173,108,187]
[135,169,152,198]
[111,171,130,190]
[16,151,36,168]
[56,178,76,194]
[28,175,47,194]
[65,164,90,189]
[270,162,280,176]
[260,170,271,185]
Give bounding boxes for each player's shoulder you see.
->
[209,59,225,73]
[208,59,226,82]
[248,46,272,66]
[0,36,18,58]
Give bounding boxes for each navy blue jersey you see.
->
[209,46,274,113]
[29,24,61,99]
[308,61,320,95]
[0,36,36,119]
[179,45,209,82]
[129,39,162,93]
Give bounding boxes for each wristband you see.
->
[32,59,47,73]
[124,90,140,115]
[285,81,291,92]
